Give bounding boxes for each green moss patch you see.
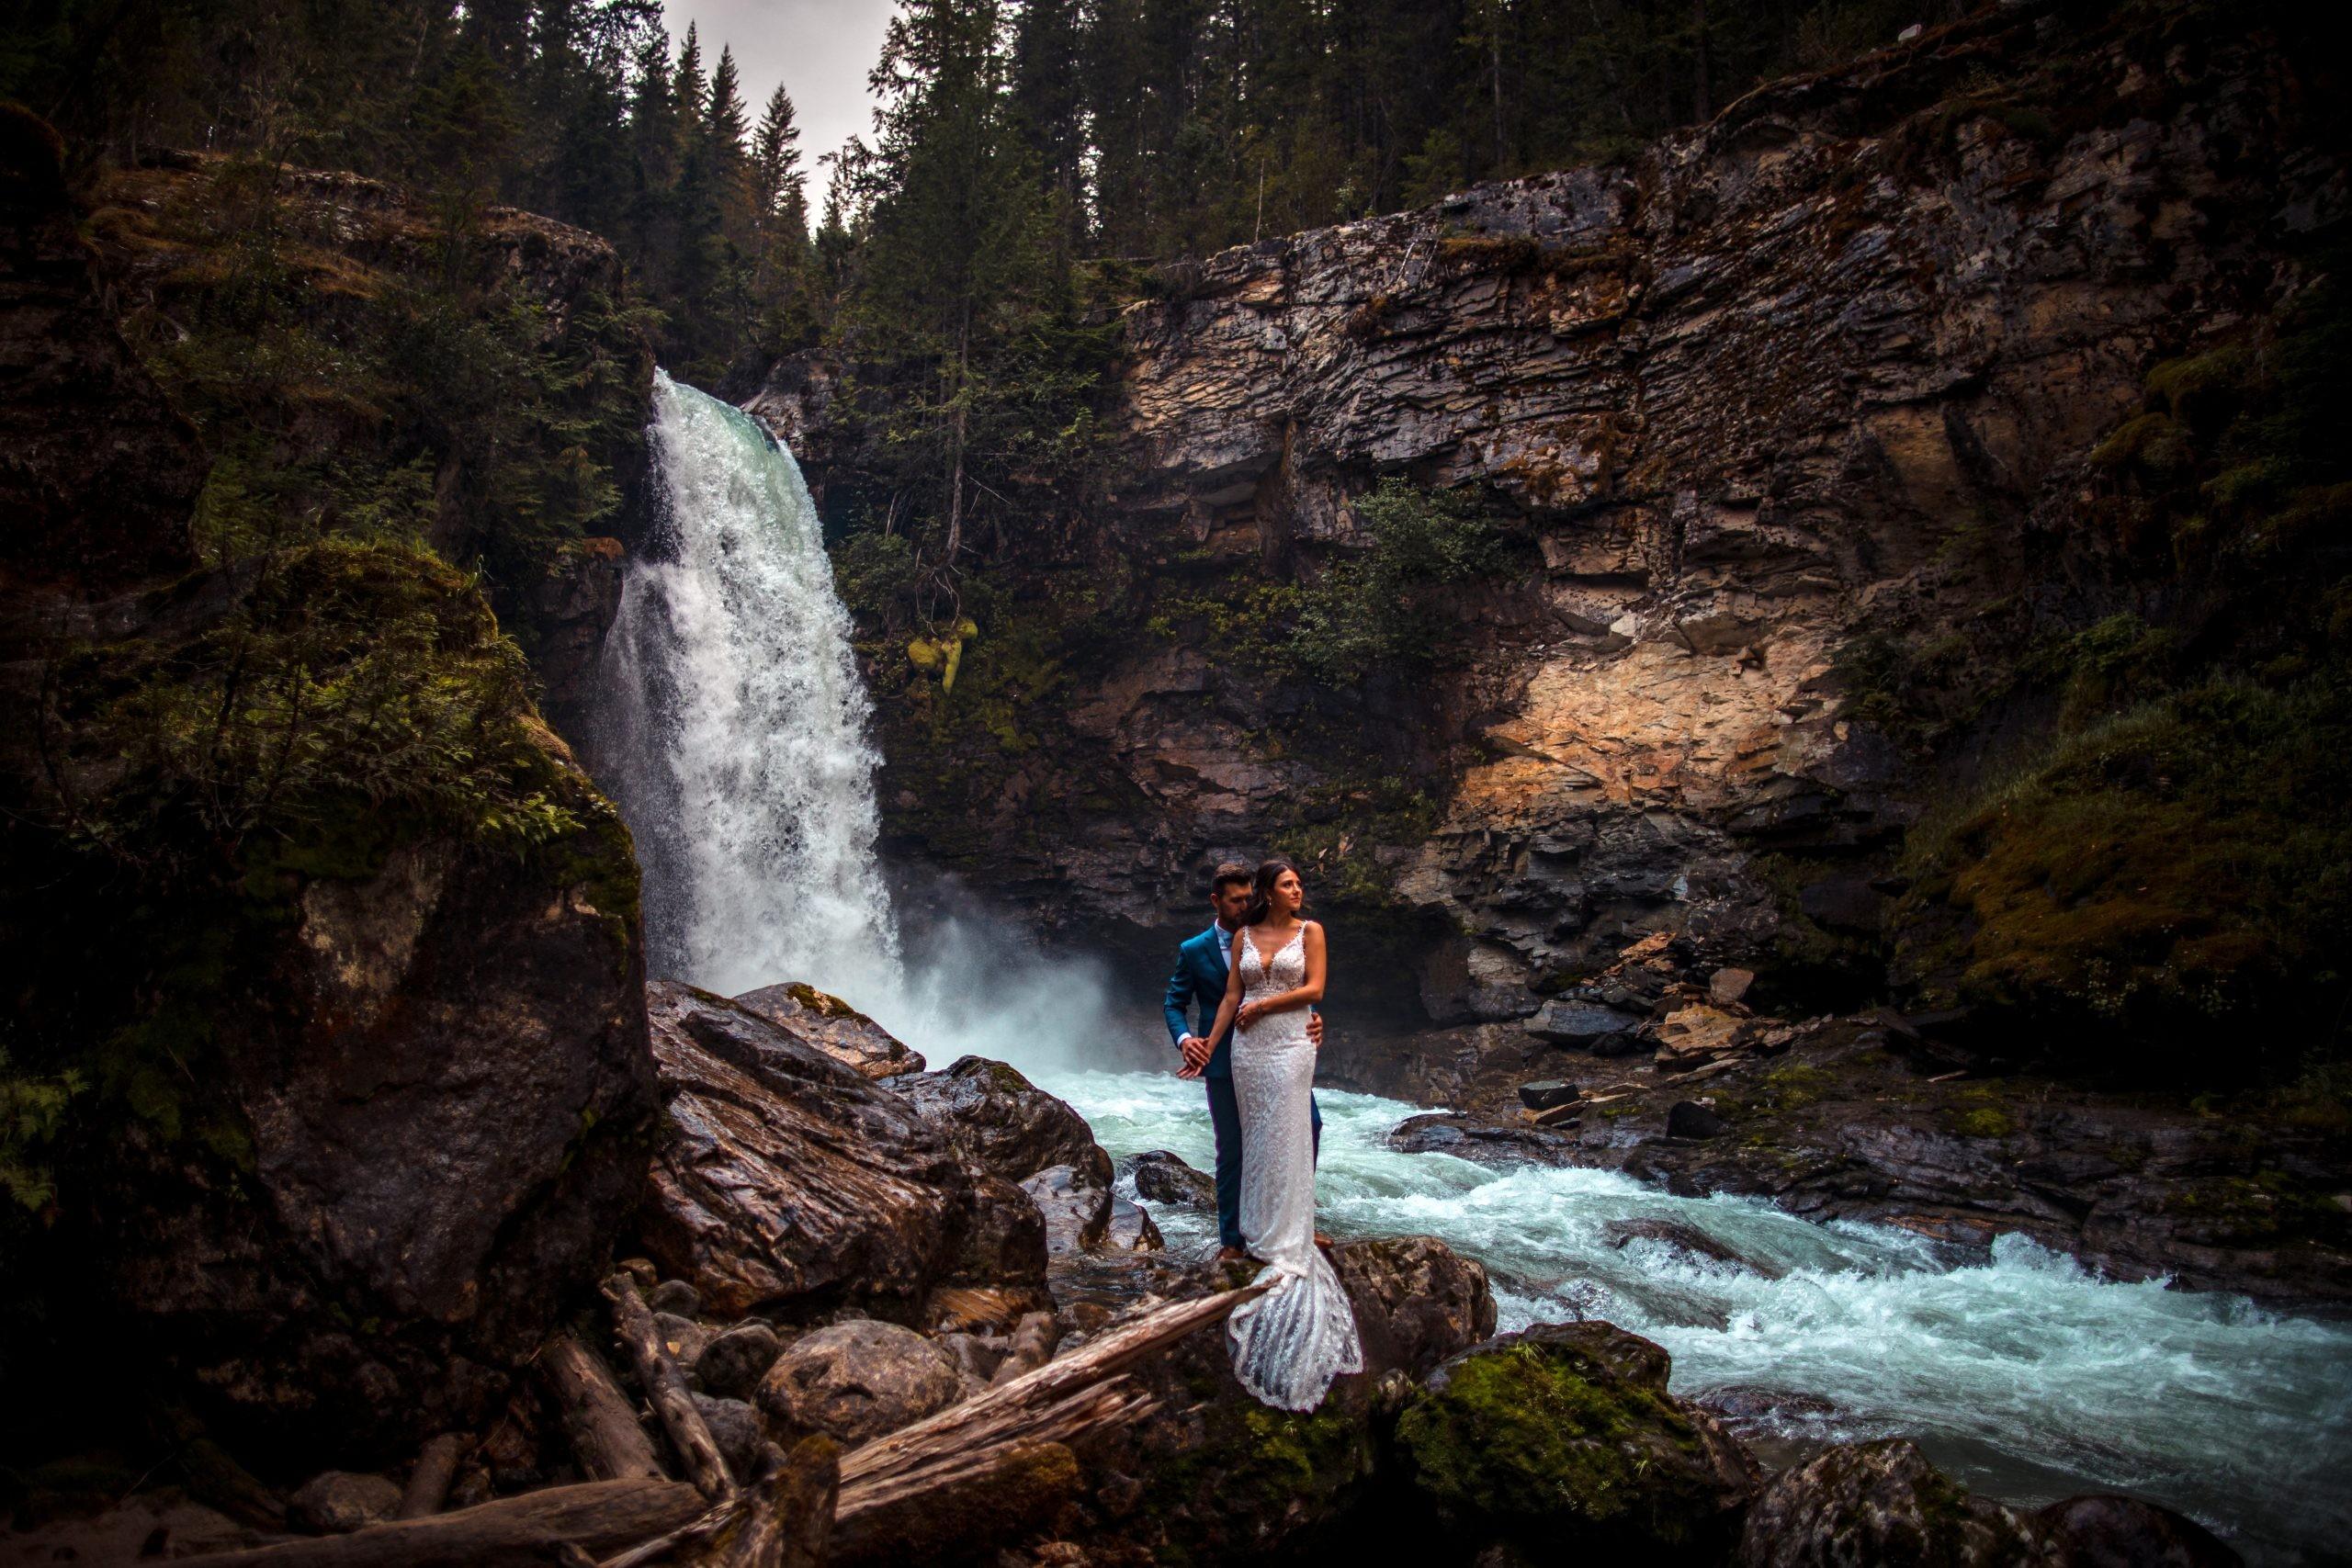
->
[1396,1324,1735,1551]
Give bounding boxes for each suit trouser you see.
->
[1204,1072,1322,1251]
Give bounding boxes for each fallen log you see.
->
[175,1478,708,1567]
[831,1442,1078,1567]
[542,1330,666,1484]
[606,1274,734,1501]
[840,1276,1266,1495]
[397,1434,467,1520]
[599,1438,837,1568]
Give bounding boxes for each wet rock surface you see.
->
[1123,1148,1216,1207]
[1388,1111,1577,1166]
[754,1318,964,1447]
[1021,1164,1114,1258]
[734,980,927,1079]
[899,1055,1114,1186]
[2032,1494,2245,1568]
[1739,1438,2041,1568]
[642,983,1047,1318]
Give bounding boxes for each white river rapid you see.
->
[587,372,2352,1565]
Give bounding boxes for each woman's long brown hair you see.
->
[1240,856,1308,926]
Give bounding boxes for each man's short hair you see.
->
[1209,861,1255,897]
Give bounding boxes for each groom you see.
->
[1165,862,1323,1261]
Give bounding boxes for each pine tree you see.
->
[752,85,808,240]
[751,84,815,354]
[705,44,754,243]
[672,20,707,144]
[845,0,1112,602]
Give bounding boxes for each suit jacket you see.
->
[1164,925,1316,1079]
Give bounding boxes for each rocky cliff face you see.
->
[0,118,661,1467]
[763,1,2343,1032]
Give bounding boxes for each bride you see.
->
[1197,858,1363,1410]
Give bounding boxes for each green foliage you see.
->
[0,1049,80,1213]
[1898,675,2352,1041]
[1293,479,1504,678]
[103,153,655,645]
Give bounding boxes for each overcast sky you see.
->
[669,0,898,211]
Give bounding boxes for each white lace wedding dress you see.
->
[1224,923,1363,1410]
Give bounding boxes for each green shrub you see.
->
[1293,479,1504,677]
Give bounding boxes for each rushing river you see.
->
[590,372,2352,1567]
[1036,1067,2352,1565]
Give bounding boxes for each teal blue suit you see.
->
[1164,924,1321,1249]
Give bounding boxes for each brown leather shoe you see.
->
[1314,1232,1336,1250]
[1216,1246,1249,1263]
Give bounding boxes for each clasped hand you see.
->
[1177,1010,1321,1077]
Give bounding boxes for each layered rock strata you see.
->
[760,3,2342,1028]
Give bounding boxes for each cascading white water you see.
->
[588,370,2352,1565]
[592,370,903,1002]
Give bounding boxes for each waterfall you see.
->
[591,369,903,1002]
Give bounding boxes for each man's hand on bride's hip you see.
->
[1306,1012,1325,1048]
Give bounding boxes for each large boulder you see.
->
[734,981,925,1079]
[754,1319,964,1447]
[2033,1494,2243,1568]
[642,983,1047,1319]
[898,1055,1112,1186]
[1397,1320,1758,1560]
[1739,1439,2040,1568]
[1125,1149,1215,1207]
[77,795,657,1464]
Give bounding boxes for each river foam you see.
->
[1050,1067,2352,1563]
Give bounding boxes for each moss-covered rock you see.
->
[1395,1320,1758,1559]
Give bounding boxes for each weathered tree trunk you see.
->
[599,1438,838,1568]
[839,1278,1266,1497]
[176,1479,708,1567]
[541,1331,666,1483]
[606,1275,734,1500]
[396,1434,467,1520]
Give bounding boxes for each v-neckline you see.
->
[1240,922,1302,973]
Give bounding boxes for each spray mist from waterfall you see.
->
[589,370,1125,1076]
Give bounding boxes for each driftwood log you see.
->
[174,1478,709,1567]
[831,1442,1077,1566]
[396,1434,467,1520]
[541,1330,666,1484]
[605,1274,735,1501]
